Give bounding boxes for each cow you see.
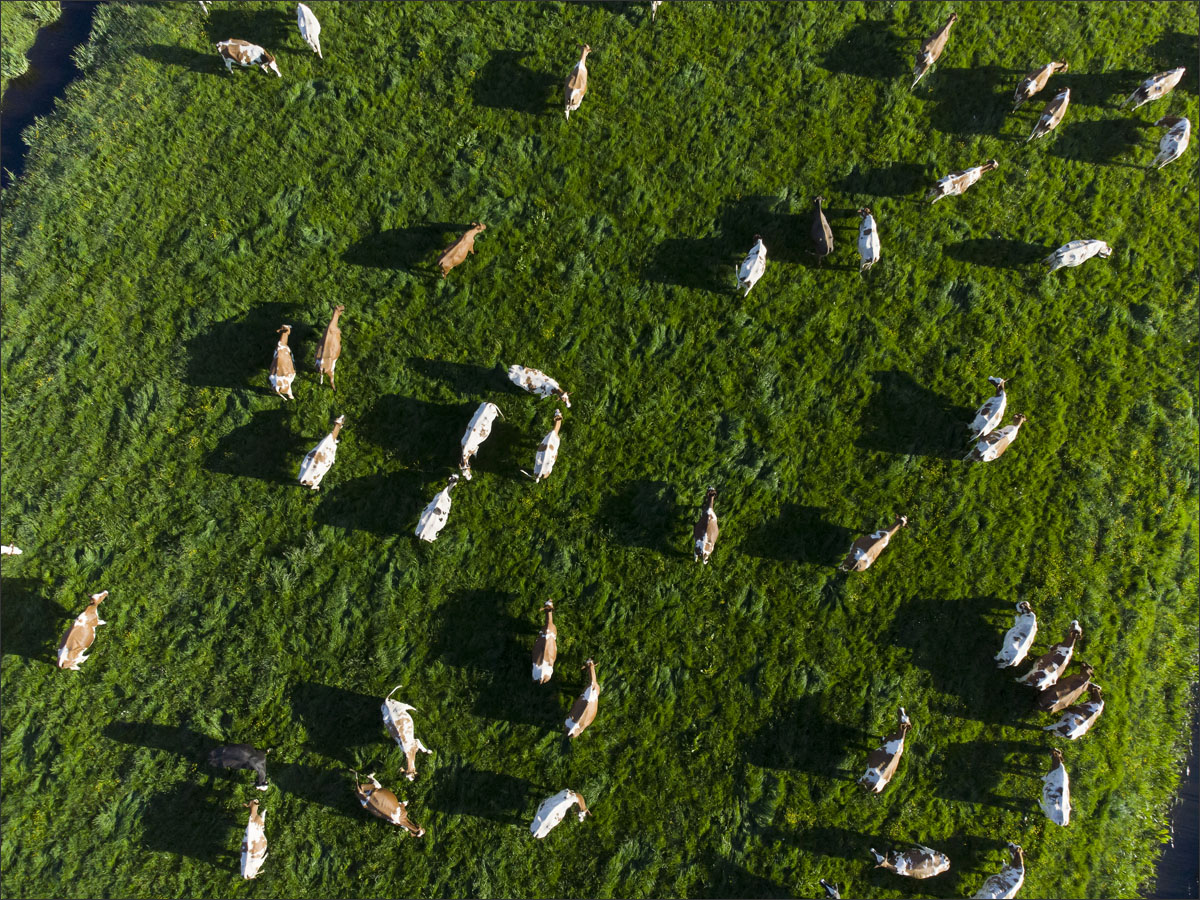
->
[198,0,210,15]
[269,325,296,400]
[216,40,281,77]
[353,772,425,835]
[857,207,881,272]
[299,415,345,490]
[532,601,558,684]
[1040,748,1070,826]
[926,160,999,203]
[965,414,1026,463]
[508,365,571,408]
[532,409,564,483]
[531,789,590,838]
[1037,662,1095,713]
[438,222,486,277]
[737,236,767,296]
[415,475,459,542]
[565,658,599,738]
[819,880,841,899]
[381,685,433,780]
[1,544,22,556]
[692,487,719,564]
[911,14,958,89]
[240,800,268,880]
[969,376,1008,442]
[208,743,270,791]
[994,601,1038,669]
[650,1,663,21]
[1044,239,1112,273]
[314,305,343,390]
[838,515,907,573]
[1121,67,1187,110]
[1016,620,1082,690]
[1043,683,1104,740]
[1013,60,1068,111]
[971,842,1025,899]
[857,707,912,794]
[1153,116,1191,169]
[297,3,322,59]
[1026,87,1070,142]
[564,44,592,119]
[57,591,108,670]
[870,844,951,879]
[810,196,833,264]
[460,402,503,481]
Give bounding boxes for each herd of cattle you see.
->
[2,2,1189,897]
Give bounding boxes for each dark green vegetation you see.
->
[0,0,62,96]
[1,2,1197,897]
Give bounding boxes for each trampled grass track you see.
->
[0,2,1197,898]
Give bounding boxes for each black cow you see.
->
[208,743,270,790]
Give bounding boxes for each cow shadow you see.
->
[835,162,928,199]
[314,470,435,535]
[472,50,557,114]
[206,7,292,53]
[342,223,467,273]
[1054,69,1148,108]
[760,824,876,862]
[745,695,868,780]
[426,762,534,825]
[141,782,237,865]
[290,682,382,763]
[135,44,219,75]
[103,721,212,759]
[408,356,501,397]
[923,67,1013,135]
[741,504,853,567]
[1148,33,1198,88]
[702,859,791,899]
[596,479,686,556]
[276,763,362,820]
[465,418,526,481]
[820,20,904,80]
[186,302,310,390]
[0,579,70,664]
[358,394,468,470]
[944,238,1049,270]
[1048,118,1147,166]
[204,406,305,484]
[853,370,973,460]
[933,739,1042,812]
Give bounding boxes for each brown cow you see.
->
[811,196,834,264]
[564,44,592,119]
[857,707,912,794]
[871,843,951,878]
[927,160,999,203]
[1013,60,1068,111]
[354,773,425,835]
[438,223,486,277]
[269,325,296,400]
[57,591,108,670]
[565,658,599,738]
[911,14,958,89]
[1016,620,1082,690]
[532,601,558,684]
[314,305,344,391]
[1026,88,1070,142]
[1037,662,1095,713]
[693,488,719,564]
[838,516,907,573]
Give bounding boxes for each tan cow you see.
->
[911,14,957,89]
[1037,662,1095,713]
[564,44,592,119]
[381,686,433,780]
[531,789,590,838]
[1040,748,1070,826]
[965,414,1026,463]
[692,488,719,564]
[1026,87,1070,142]
[1013,60,1068,110]
[565,658,599,738]
[57,591,108,670]
[216,40,281,77]
[240,800,268,880]
[927,160,999,203]
[1121,68,1186,110]
[1043,683,1104,739]
[870,843,951,879]
[838,515,907,573]
[971,842,1025,899]
[857,707,912,794]
[314,305,344,390]
[1016,620,1082,690]
[532,601,558,684]
[269,325,296,400]
[438,223,486,277]
[354,773,425,835]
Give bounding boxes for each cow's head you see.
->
[1050,747,1064,766]
[1096,243,1113,259]
[1053,60,1069,73]
[1006,842,1024,865]
[334,304,346,314]
[277,324,292,338]
[946,13,959,25]
[857,207,872,218]
[559,390,571,408]
[260,50,281,77]
[90,591,109,605]
[581,44,592,57]
[1087,683,1103,703]
[895,514,909,529]
[1017,600,1034,614]
[897,706,912,733]
[1078,662,1095,679]
[244,799,261,817]
[1066,619,1082,640]
[983,159,1000,172]
[470,222,487,234]
[813,195,825,208]
[1012,413,1028,427]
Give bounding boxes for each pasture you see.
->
[1,2,1197,898]
[0,0,62,95]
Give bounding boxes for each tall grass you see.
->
[0,0,60,96]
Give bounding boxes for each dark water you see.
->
[1149,688,1200,899]
[0,0,97,188]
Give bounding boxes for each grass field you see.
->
[1,2,1197,898]
[0,0,62,97]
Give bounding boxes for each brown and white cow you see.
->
[1153,115,1192,169]
[381,686,433,780]
[870,843,951,879]
[438,222,486,277]
[911,14,958,89]
[532,601,558,684]
[565,658,599,738]
[969,376,1009,441]
[857,208,881,272]
[1016,620,1082,690]
[1013,60,1068,110]
[314,305,343,390]
[927,160,999,203]
[269,325,296,400]
[298,414,345,490]
[1121,67,1187,110]
[354,773,425,835]
[460,402,503,481]
[1040,748,1070,826]
[57,591,108,670]
[216,40,281,77]
[531,789,591,838]
[1043,683,1104,740]
[240,800,268,880]
[819,880,841,899]
[693,488,719,564]
[564,44,592,119]
[838,515,907,573]
[1037,662,1095,713]
[994,601,1037,669]
[811,196,833,264]
[971,842,1025,899]
[965,414,1026,463]
[1026,87,1070,142]
[857,707,912,794]
[532,409,564,483]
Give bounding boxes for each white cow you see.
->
[297,3,322,58]
[531,789,590,839]
[381,686,433,780]
[216,40,281,77]
[995,601,1038,668]
[856,208,881,272]
[460,402,503,481]
[969,377,1008,441]
[737,236,767,296]
[415,475,458,542]
[508,365,571,407]
[532,410,564,483]
[241,800,268,880]
[1,545,22,556]
[1044,239,1112,273]
[1153,116,1191,169]
[299,415,345,490]
[1041,748,1070,826]
[1043,684,1104,740]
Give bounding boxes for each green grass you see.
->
[0,0,61,96]
[1,1,1197,897]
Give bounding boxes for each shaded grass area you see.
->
[1,2,1198,898]
[0,0,60,96]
